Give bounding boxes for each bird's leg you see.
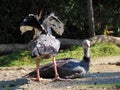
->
[52,56,64,81]
[31,57,42,81]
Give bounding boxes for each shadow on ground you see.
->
[48,72,120,88]
[0,78,28,90]
[0,71,120,90]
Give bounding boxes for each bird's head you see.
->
[20,14,42,35]
[82,40,90,49]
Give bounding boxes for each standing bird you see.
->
[28,40,90,79]
[20,12,64,81]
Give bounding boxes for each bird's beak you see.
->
[20,26,33,34]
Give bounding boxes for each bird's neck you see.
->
[83,48,90,58]
[43,18,52,35]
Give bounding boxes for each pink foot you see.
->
[31,77,43,81]
[53,76,65,81]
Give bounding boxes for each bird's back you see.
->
[37,34,60,51]
[29,34,60,58]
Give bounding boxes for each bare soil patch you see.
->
[0,56,120,90]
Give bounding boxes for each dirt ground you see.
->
[0,56,120,90]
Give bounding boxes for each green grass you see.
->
[90,43,120,57]
[0,42,120,67]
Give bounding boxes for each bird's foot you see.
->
[53,76,65,81]
[31,77,43,82]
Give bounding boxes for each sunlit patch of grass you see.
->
[0,43,120,67]
[115,83,120,89]
[0,50,35,67]
[57,45,83,59]
[90,43,120,57]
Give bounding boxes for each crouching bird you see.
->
[28,40,91,79]
[20,12,64,81]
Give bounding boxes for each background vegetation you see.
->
[0,42,120,67]
[0,0,120,43]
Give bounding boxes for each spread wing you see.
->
[20,13,64,39]
[44,13,64,36]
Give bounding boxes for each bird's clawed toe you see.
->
[31,77,43,82]
[53,76,65,81]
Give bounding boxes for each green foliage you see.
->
[115,83,120,89]
[0,0,120,43]
[0,50,34,66]
[0,43,120,67]
[57,45,83,59]
[94,1,120,36]
[91,43,120,57]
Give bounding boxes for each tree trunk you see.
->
[87,0,95,37]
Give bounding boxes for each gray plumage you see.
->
[30,34,60,58]
[20,13,63,59]
[28,40,91,79]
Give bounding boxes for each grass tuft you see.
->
[0,42,120,67]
